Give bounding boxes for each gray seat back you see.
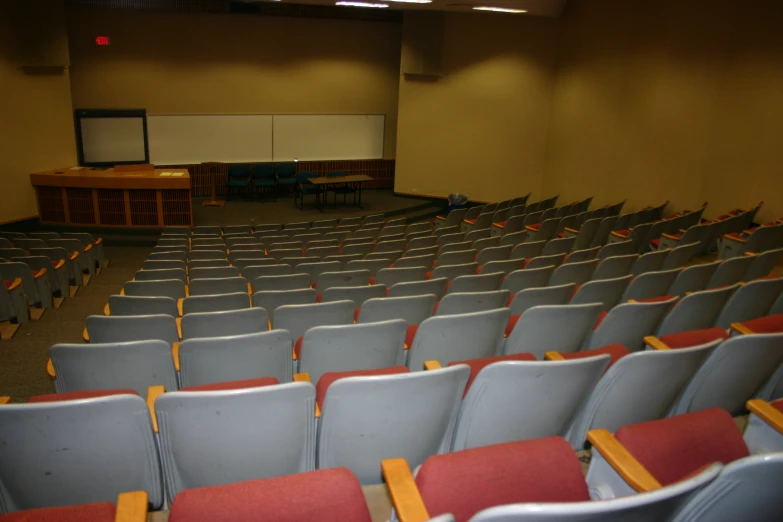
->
[388,278,449,300]
[187,250,226,261]
[124,279,186,300]
[430,263,479,282]
[508,284,575,316]
[476,245,513,266]
[743,247,783,281]
[315,270,371,292]
[593,254,638,281]
[436,290,509,316]
[621,268,681,302]
[86,314,179,344]
[109,295,178,317]
[506,304,603,358]
[501,265,556,293]
[542,237,577,256]
[394,254,436,270]
[295,261,341,282]
[549,259,599,287]
[713,277,783,328]
[448,272,504,294]
[526,253,567,269]
[656,286,737,336]
[585,298,677,351]
[571,275,633,311]
[661,242,702,270]
[0,395,163,511]
[253,274,311,292]
[317,365,469,485]
[274,300,355,341]
[188,277,248,296]
[243,264,293,280]
[253,288,317,324]
[510,240,546,260]
[321,285,387,307]
[135,268,187,284]
[182,292,250,315]
[188,266,240,280]
[156,382,316,504]
[598,239,635,260]
[358,294,437,325]
[181,307,268,340]
[375,267,428,287]
[667,261,720,297]
[630,249,668,276]
[479,258,525,276]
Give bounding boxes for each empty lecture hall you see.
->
[2,0,783,520]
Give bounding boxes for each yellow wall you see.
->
[544,0,783,222]
[0,0,76,223]
[394,12,560,202]
[66,8,402,158]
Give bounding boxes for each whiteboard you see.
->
[272,115,385,161]
[147,115,274,165]
[81,117,147,164]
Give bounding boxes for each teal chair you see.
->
[227,165,251,198]
[253,164,276,201]
[326,171,357,208]
[295,172,322,209]
[275,163,297,195]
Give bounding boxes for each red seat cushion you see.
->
[51,259,60,268]
[558,344,629,370]
[168,467,372,522]
[405,324,418,348]
[724,232,743,241]
[495,221,507,227]
[3,279,12,289]
[416,437,590,522]
[295,336,304,359]
[180,377,280,392]
[448,353,536,396]
[32,269,44,277]
[650,238,660,248]
[659,327,729,349]
[740,314,783,334]
[368,276,375,285]
[316,294,323,303]
[614,229,629,237]
[354,306,360,322]
[465,219,476,225]
[527,223,541,231]
[0,503,116,522]
[614,408,749,487]
[594,310,608,330]
[315,366,409,409]
[27,389,139,403]
[505,314,521,337]
[425,271,432,280]
[635,295,676,303]
[772,398,783,414]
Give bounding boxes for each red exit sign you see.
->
[95,36,110,46]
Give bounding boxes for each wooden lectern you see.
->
[202,162,225,207]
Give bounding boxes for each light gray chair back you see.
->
[660,241,701,270]
[526,253,567,269]
[274,300,354,341]
[714,277,783,328]
[51,340,178,395]
[408,236,438,250]
[620,268,681,302]
[655,286,737,336]
[464,228,491,243]
[707,256,754,289]
[135,268,187,284]
[345,258,392,277]
[243,264,292,281]
[149,251,188,263]
[506,304,603,359]
[671,454,783,522]
[589,216,618,248]
[300,320,407,384]
[479,258,525,276]
[437,208,468,228]
[187,250,226,261]
[430,263,479,282]
[743,247,783,281]
[268,248,303,262]
[448,272,504,294]
[86,314,179,345]
[564,246,600,264]
[566,340,719,449]
[542,237,577,257]
[472,236,501,253]
[143,259,186,271]
[178,330,294,387]
[181,292,249,315]
[253,288,317,324]
[317,365,469,485]
[406,245,439,258]
[0,395,163,511]
[630,249,668,276]
[108,295,178,317]
[124,279,186,300]
[229,251,268,264]
[181,307,268,340]
[366,250,402,262]
[508,284,575,317]
[188,277,248,296]
[436,290,509,316]
[452,356,609,452]
[388,278,449,300]
[306,245,341,260]
[315,270,370,293]
[570,218,602,251]
[188,259,231,269]
[670,333,783,416]
[476,245,513,266]
[438,249,477,267]
[358,294,437,325]
[436,232,465,248]
[395,254,436,270]
[252,274,311,292]
[598,239,635,260]
[501,265,555,293]
[321,285,387,307]
[510,240,546,260]
[324,253,364,268]
[408,309,510,370]
[667,261,720,297]
[188,266,240,281]
[584,298,677,351]
[571,275,633,311]
[375,267,428,287]
[548,259,599,287]
[155,382,315,504]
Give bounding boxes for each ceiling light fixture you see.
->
[473,6,528,13]
[336,1,390,7]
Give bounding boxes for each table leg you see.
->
[202,168,225,207]
[356,182,365,209]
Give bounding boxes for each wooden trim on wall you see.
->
[0,215,40,226]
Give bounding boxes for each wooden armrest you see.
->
[610,230,628,238]
[747,399,783,436]
[247,282,252,294]
[146,385,165,433]
[104,303,111,316]
[53,259,65,270]
[524,225,538,232]
[84,244,93,252]
[544,351,565,361]
[47,358,55,379]
[293,373,320,417]
[587,429,662,493]
[564,227,579,234]
[184,285,190,297]
[83,327,90,343]
[7,278,22,291]
[403,343,409,350]
[723,234,746,244]
[95,238,103,245]
[176,317,182,340]
[435,216,446,221]
[0,396,10,405]
[115,491,148,522]
[33,268,47,279]
[172,342,180,371]
[381,458,430,522]
[660,233,680,241]
[423,360,442,371]
[177,298,184,316]
[744,251,758,257]
[627,299,638,303]
[69,251,79,260]
[644,336,670,350]
[120,288,125,296]
[492,222,505,229]
[731,322,754,335]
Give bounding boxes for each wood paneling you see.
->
[128,189,159,226]
[35,186,66,223]
[65,187,94,224]
[96,188,126,225]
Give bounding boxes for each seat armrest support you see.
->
[587,429,662,493]
[381,458,430,522]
